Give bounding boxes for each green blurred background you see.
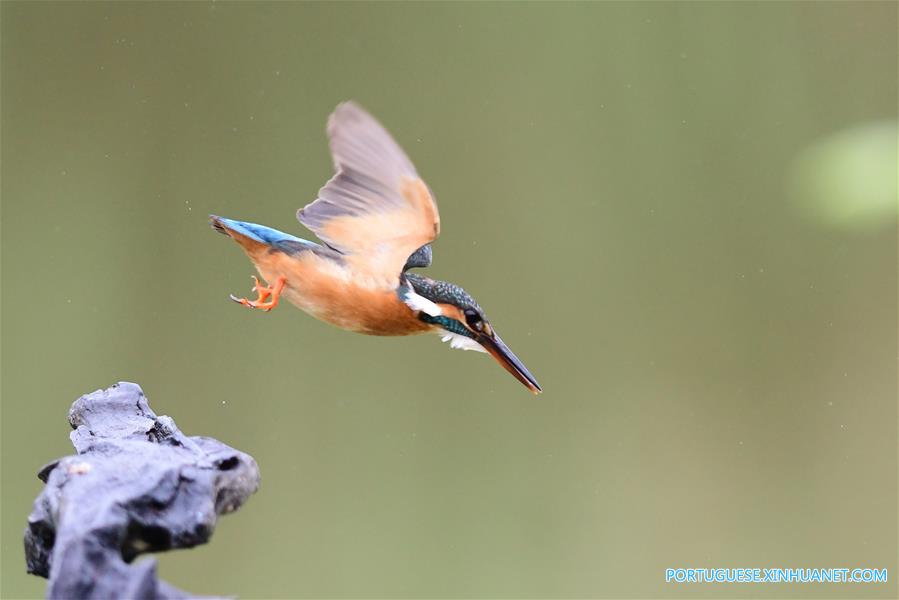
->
[2,2,896,598]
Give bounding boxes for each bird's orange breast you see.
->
[248,248,431,336]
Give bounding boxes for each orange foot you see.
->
[230,275,287,312]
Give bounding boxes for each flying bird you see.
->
[211,102,541,393]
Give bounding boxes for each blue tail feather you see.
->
[211,216,311,246]
[210,214,340,260]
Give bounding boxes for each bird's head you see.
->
[401,274,542,394]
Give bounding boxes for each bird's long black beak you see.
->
[478,331,542,394]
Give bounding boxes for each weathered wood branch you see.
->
[24,382,260,599]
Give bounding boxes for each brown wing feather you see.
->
[297,102,440,284]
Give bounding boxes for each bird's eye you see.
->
[464,309,483,330]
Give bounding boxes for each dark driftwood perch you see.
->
[24,382,260,599]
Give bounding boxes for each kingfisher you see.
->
[210,102,541,394]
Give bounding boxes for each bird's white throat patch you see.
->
[439,331,486,353]
[403,289,442,317]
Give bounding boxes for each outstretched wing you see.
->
[298,102,440,283]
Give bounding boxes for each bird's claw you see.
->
[229,275,286,312]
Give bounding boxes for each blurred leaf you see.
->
[792,120,898,231]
